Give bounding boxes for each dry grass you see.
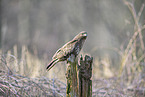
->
[0,49,66,97]
[0,71,66,96]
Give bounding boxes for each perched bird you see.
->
[46,31,87,71]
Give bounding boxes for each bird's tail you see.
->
[46,59,59,71]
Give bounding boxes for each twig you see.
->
[137,4,145,21]
[124,0,145,51]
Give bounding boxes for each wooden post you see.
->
[66,54,78,97]
[79,55,93,97]
[66,54,93,97]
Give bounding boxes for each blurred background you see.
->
[0,0,145,83]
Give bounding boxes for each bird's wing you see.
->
[52,40,78,59]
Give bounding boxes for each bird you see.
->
[46,31,87,71]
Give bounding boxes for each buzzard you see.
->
[46,31,87,71]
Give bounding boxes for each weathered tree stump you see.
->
[66,54,78,97]
[79,55,93,97]
[66,54,93,97]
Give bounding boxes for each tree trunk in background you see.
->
[18,0,30,45]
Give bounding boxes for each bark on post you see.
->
[79,55,93,97]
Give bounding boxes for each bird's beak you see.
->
[83,33,87,36]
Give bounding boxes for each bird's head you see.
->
[73,31,87,40]
[80,31,87,37]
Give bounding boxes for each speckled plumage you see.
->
[46,31,87,71]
